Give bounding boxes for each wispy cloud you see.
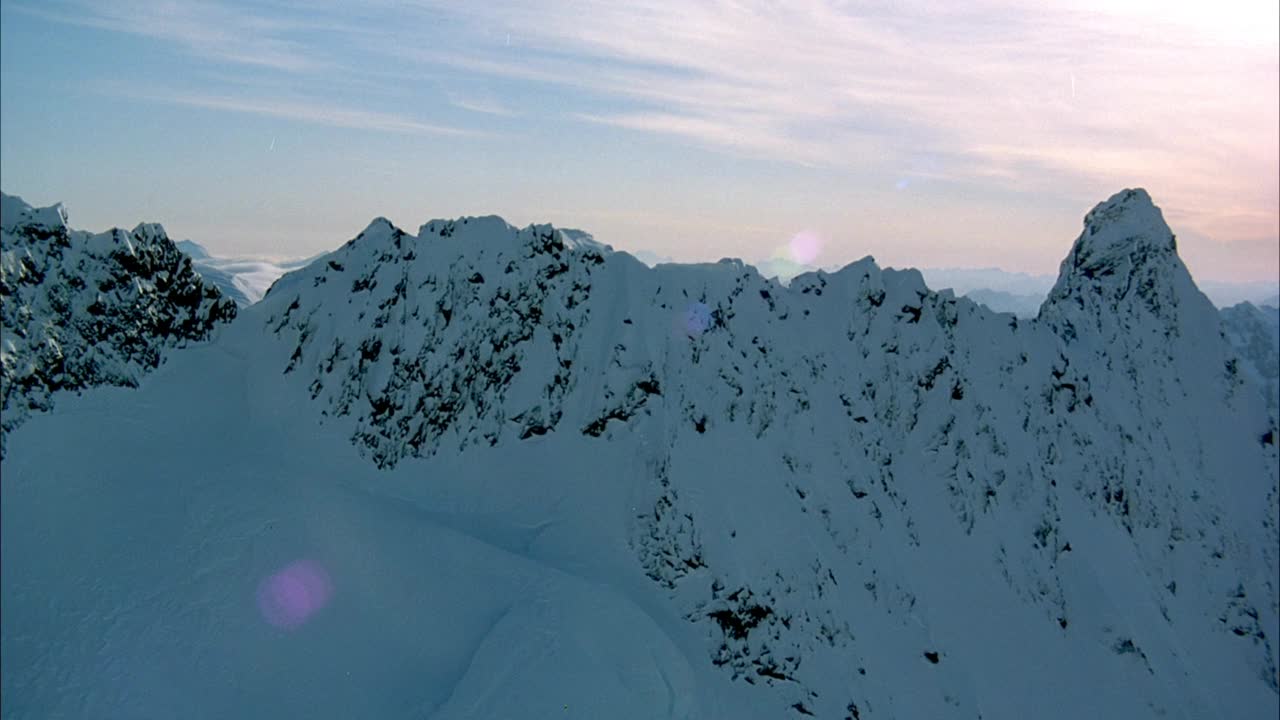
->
[573,112,825,167]
[11,0,326,71]
[102,84,486,138]
[447,93,517,117]
[14,0,1278,262]
[170,94,486,137]
[390,0,1278,243]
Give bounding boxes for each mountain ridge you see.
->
[0,192,237,453]
[233,187,1276,715]
[2,187,1277,719]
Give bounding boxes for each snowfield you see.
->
[2,189,1277,719]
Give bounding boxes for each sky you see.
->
[1,0,1277,282]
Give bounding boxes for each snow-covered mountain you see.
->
[1197,282,1280,310]
[174,239,254,306]
[1221,301,1280,412]
[917,267,1278,317]
[746,260,1279,319]
[175,238,319,307]
[0,192,236,453]
[956,288,1045,318]
[2,189,1277,719]
[631,249,676,267]
[750,262,1053,317]
[917,267,1057,299]
[615,252,1275,319]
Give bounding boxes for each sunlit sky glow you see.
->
[2,0,1276,281]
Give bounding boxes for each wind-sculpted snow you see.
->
[2,189,1276,719]
[0,192,236,453]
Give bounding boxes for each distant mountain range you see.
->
[175,239,320,307]
[631,251,1277,318]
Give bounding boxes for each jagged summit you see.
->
[329,214,617,268]
[416,215,617,258]
[0,192,236,451]
[259,190,1219,383]
[131,222,169,241]
[336,216,403,253]
[1052,188,1183,291]
[1,192,68,234]
[362,216,399,236]
[1081,188,1172,249]
[420,214,512,238]
[1039,188,1217,342]
[251,187,1255,469]
[305,190,1191,332]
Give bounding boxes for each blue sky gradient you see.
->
[2,0,1276,281]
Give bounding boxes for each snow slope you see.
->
[0,192,236,453]
[2,189,1277,719]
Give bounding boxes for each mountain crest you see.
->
[1039,188,1218,344]
[1059,187,1180,288]
[0,192,68,236]
[0,192,236,452]
[346,217,403,248]
[1081,188,1171,247]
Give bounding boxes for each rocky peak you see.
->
[1,192,69,237]
[0,192,237,453]
[1040,189,1219,346]
[1080,188,1171,250]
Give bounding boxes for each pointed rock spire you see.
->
[1040,188,1216,343]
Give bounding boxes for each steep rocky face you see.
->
[0,193,237,452]
[245,190,1277,717]
[260,216,607,466]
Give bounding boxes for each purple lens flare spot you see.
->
[257,559,333,630]
[683,302,712,337]
[788,231,823,265]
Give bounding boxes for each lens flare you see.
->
[683,302,712,337]
[788,231,823,265]
[257,559,333,630]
